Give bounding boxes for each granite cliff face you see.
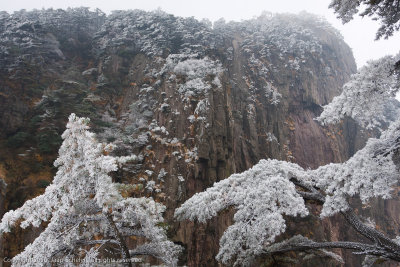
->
[1,8,395,266]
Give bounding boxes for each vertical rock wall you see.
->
[1,9,398,267]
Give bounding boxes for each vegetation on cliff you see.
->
[0,2,399,267]
[0,114,181,266]
[176,2,400,266]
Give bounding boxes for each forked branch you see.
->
[285,178,400,262]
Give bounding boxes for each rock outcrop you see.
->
[0,8,397,266]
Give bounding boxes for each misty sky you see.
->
[2,0,400,68]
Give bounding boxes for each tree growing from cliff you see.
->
[0,114,181,267]
[317,54,400,129]
[175,50,400,265]
[329,0,400,39]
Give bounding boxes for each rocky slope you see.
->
[0,8,397,266]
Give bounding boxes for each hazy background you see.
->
[2,0,400,68]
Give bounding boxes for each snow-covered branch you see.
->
[175,160,310,265]
[317,55,400,129]
[176,113,400,265]
[329,0,400,39]
[0,114,181,266]
[264,235,400,262]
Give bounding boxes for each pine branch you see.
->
[105,212,133,267]
[264,235,400,261]
[341,208,400,257]
[291,179,400,262]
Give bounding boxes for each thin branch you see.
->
[105,213,133,267]
[76,239,119,246]
[51,239,119,258]
[129,243,167,262]
[271,241,377,254]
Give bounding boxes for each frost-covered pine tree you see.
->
[175,39,400,267]
[317,54,400,129]
[0,114,181,266]
[329,0,400,39]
